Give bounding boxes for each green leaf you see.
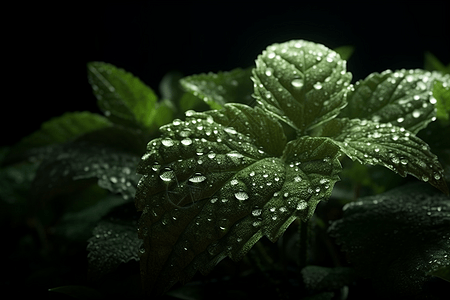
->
[49,285,104,299]
[135,104,342,295]
[328,183,450,297]
[301,266,357,292]
[87,202,141,280]
[321,118,448,194]
[433,80,450,122]
[87,62,158,128]
[180,67,254,110]
[252,40,352,135]
[333,45,354,61]
[340,69,449,134]
[17,111,112,148]
[424,51,450,74]
[31,142,141,201]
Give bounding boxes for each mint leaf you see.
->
[31,142,140,200]
[321,118,448,194]
[87,203,141,280]
[433,80,450,122]
[340,69,449,134]
[333,45,354,61]
[252,40,352,134]
[424,52,450,74]
[18,111,112,148]
[301,266,357,292]
[180,67,254,110]
[135,104,342,295]
[329,183,450,297]
[87,62,158,128]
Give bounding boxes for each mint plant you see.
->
[135,40,449,296]
[2,39,449,299]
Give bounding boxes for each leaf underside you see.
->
[135,104,341,295]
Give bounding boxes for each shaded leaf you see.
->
[49,285,104,299]
[424,52,450,74]
[333,45,354,61]
[87,62,158,128]
[301,265,357,292]
[252,40,352,134]
[17,111,112,148]
[31,142,140,201]
[340,69,449,134]
[321,118,448,194]
[328,183,450,296]
[180,67,254,110]
[87,202,141,280]
[135,104,342,295]
[57,193,127,241]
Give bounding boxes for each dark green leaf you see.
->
[87,203,141,280]
[328,183,450,296]
[252,40,352,134]
[87,62,158,128]
[301,265,357,292]
[333,45,354,61]
[180,67,254,110]
[340,69,449,134]
[31,142,141,201]
[135,104,342,295]
[17,111,112,148]
[49,285,104,299]
[424,52,450,74]
[57,194,127,241]
[321,118,448,194]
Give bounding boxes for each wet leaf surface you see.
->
[252,40,352,134]
[135,104,342,295]
[329,183,450,297]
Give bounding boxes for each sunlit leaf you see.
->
[320,118,448,194]
[433,80,450,122]
[329,183,450,297]
[340,69,449,134]
[135,104,342,295]
[252,40,352,135]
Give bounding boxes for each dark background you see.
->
[4,2,449,147]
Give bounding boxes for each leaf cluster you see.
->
[2,41,449,299]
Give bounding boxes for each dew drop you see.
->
[422,175,429,182]
[181,138,193,146]
[412,110,421,118]
[265,68,273,76]
[235,191,249,201]
[296,201,307,210]
[208,152,216,159]
[162,138,174,147]
[252,209,262,216]
[291,78,304,89]
[230,179,239,186]
[159,167,175,182]
[313,82,323,90]
[189,173,206,183]
[434,173,441,180]
[397,117,404,123]
[294,176,302,182]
